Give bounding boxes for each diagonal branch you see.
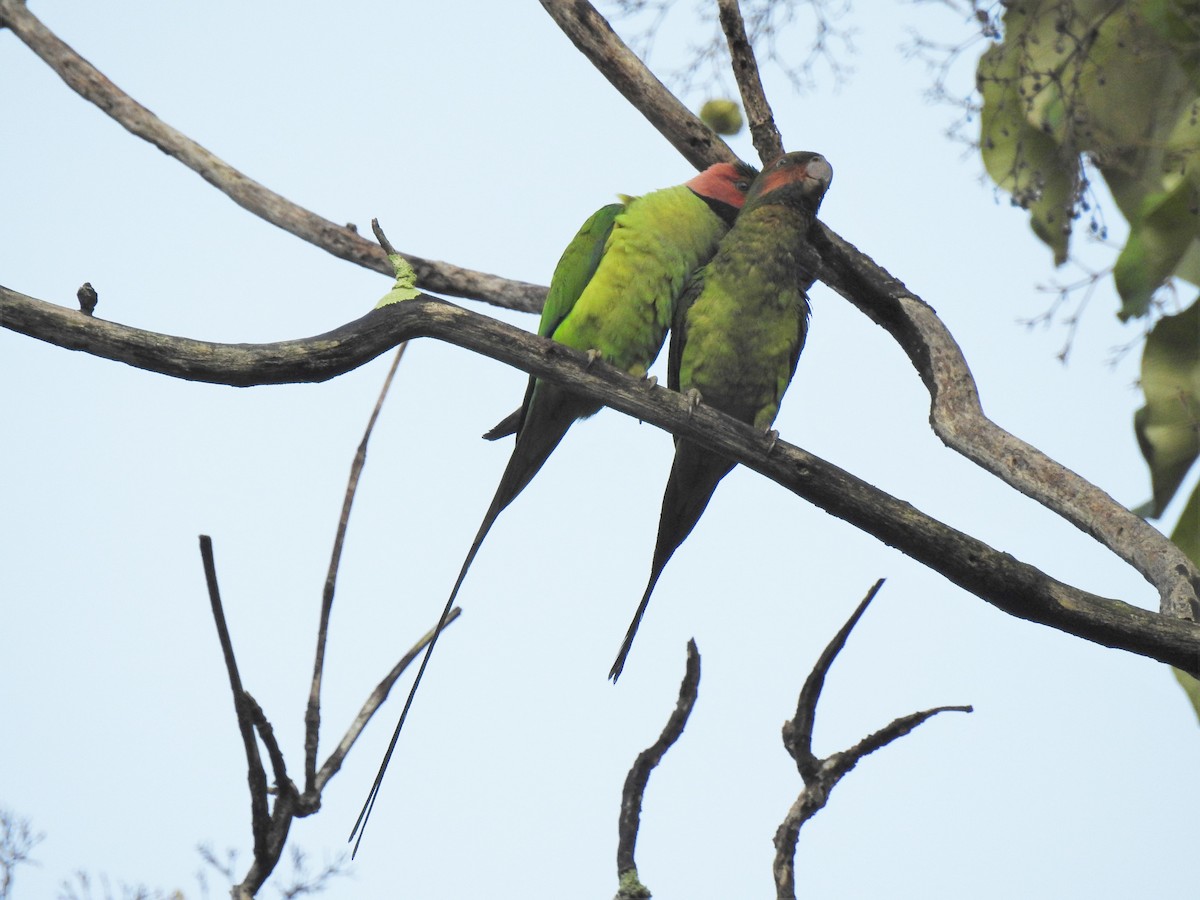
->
[315,608,462,792]
[716,0,784,163]
[0,0,544,314]
[538,0,736,172]
[7,285,1197,672]
[537,0,1200,624]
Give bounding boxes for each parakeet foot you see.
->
[685,388,703,418]
[585,349,602,368]
[764,428,780,454]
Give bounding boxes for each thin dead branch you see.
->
[305,344,408,794]
[616,640,701,898]
[774,581,972,898]
[198,535,275,896]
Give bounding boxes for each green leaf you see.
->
[1114,179,1200,319]
[374,253,421,308]
[699,98,743,136]
[978,39,1078,265]
[1135,298,1200,515]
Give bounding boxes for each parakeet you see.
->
[609,151,834,682]
[352,163,755,849]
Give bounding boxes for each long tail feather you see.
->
[352,390,580,851]
[610,443,734,681]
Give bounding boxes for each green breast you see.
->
[676,203,812,430]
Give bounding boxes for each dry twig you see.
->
[773,580,972,898]
[616,640,702,898]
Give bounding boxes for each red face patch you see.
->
[753,153,833,201]
[686,162,754,209]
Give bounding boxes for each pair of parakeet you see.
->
[350,150,830,854]
[444,151,832,685]
[483,150,832,682]
[356,151,833,847]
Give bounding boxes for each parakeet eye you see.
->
[735,180,750,191]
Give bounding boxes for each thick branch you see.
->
[538,0,738,171]
[0,0,544,314]
[7,286,1197,673]
[537,0,1200,623]
[808,227,1200,621]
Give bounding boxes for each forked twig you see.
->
[773,580,972,898]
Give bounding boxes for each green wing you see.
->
[667,269,706,394]
[538,202,624,338]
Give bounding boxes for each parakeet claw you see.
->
[685,388,703,417]
[585,349,602,368]
[642,374,658,390]
[764,428,780,454]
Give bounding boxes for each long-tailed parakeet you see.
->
[609,151,834,682]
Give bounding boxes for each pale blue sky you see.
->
[2,2,1195,898]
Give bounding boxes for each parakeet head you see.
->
[686,161,758,223]
[747,151,833,215]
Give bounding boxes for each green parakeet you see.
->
[353,163,756,847]
[609,151,834,682]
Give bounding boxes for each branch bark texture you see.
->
[5,284,1197,674]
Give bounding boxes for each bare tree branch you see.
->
[539,0,739,171]
[809,226,1200,622]
[9,0,1186,625]
[717,0,785,163]
[7,286,1190,669]
[315,608,462,793]
[535,0,1200,623]
[305,345,408,795]
[616,640,701,898]
[0,808,44,900]
[0,0,545,314]
[774,581,973,899]
[198,535,273,895]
